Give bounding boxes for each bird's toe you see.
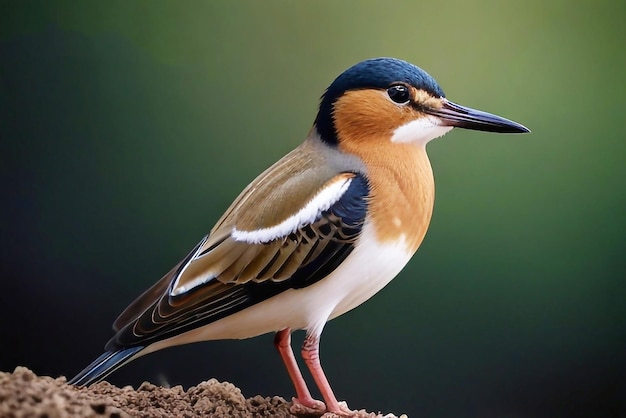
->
[321,400,363,417]
[289,396,327,416]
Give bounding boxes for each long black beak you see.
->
[427,99,530,133]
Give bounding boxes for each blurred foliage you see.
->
[1,1,624,417]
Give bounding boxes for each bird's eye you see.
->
[387,85,411,104]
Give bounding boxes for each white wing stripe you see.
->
[231,177,353,244]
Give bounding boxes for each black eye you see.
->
[387,85,410,104]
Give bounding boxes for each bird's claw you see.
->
[289,399,357,417]
[320,400,356,417]
[289,396,327,416]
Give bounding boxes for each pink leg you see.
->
[301,334,352,416]
[274,328,326,414]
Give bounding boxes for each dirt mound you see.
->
[0,367,403,417]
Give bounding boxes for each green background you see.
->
[1,1,624,417]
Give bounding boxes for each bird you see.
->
[68,57,529,416]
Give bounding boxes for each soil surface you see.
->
[0,367,405,418]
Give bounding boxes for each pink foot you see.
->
[321,400,355,417]
[289,396,327,415]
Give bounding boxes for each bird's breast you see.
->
[341,141,435,254]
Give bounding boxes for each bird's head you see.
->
[314,57,529,147]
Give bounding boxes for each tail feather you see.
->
[68,346,144,386]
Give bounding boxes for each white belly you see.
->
[143,223,414,355]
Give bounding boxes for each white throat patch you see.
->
[390,116,453,146]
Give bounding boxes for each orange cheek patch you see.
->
[333,90,419,145]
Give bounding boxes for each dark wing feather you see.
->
[106,173,369,349]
